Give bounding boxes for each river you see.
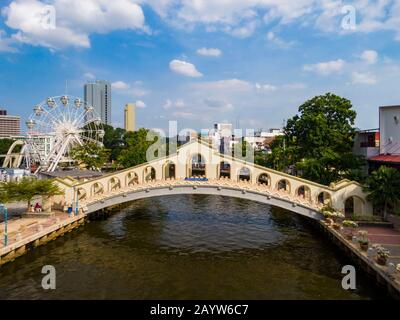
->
[0,195,385,299]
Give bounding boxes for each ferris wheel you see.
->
[25,95,105,173]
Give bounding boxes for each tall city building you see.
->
[124,103,136,132]
[84,80,112,125]
[0,109,21,137]
[209,123,233,154]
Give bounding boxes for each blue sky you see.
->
[1,0,400,133]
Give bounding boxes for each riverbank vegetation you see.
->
[264,93,365,185]
[0,178,62,209]
[363,166,400,220]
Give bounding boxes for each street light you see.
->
[75,187,79,216]
[0,204,8,247]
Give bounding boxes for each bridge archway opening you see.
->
[257,173,270,186]
[219,161,231,179]
[108,177,121,192]
[77,188,87,201]
[189,153,206,177]
[317,192,331,206]
[297,185,311,202]
[91,182,104,196]
[344,196,365,217]
[277,179,290,193]
[238,167,251,182]
[164,161,176,179]
[126,172,139,187]
[144,166,156,182]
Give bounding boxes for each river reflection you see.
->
[0,195,385,299]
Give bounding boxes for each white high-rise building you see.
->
[209,123,233,154]
[84,80,112,125]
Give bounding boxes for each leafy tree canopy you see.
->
[70,142,110,171]
[117,128,165,168]
[364,166,400,220]
[102,124,126,161]
[267,93,364,184]
[0,178,62,207]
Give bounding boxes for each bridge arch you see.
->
[188,153,206,177]
[317,191,332,206]
[238,167,251,182]
[83,184,323,220]
[257,173,271,187]
[126,171,139,187]
[276,179,291,194]
[77,188,87,201]
[344,195,365,218]
[108,177,121,192]
[91,182,104,197]
[296,185,311,202]
[163,160,176,179]
[218,161,231,179]
[143,166,156,182]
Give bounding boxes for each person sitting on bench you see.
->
[34,203,42,213]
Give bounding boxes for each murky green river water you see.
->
[0,195,385,299]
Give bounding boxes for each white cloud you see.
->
[228,20,258,38]
[2,0,146,49]
[197,47,222,57]
[193,78,253,92]
[351,72,377,85]
[112,80,149,97]
[112,80,130,90]
[169,59,203,77]
[163,99,186,110]
[135,100,146,108]
[84,72,96,80]
[303,59,346,75]
[0,30,17,52]
[142,1,400,42]
[266,31,294,48]
[255,83,277,92]
[360,50,378,64]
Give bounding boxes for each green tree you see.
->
[269,93,364,184]
[266,136,297,171]
[103,124,126,161]
[364,166,400,220]
[117,128,163,168]
[70,142,110,171]
[0,178,62,211]
[0,138,15,155]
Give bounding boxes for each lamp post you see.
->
[4,207,8,246]
[0,204,8,247]
[75,187,79,216]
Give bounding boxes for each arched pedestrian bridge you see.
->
[53,140,373,220]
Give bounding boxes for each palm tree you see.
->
[364,166,400,220]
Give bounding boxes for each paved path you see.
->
[0,210,71,247]
[359,225,400,267]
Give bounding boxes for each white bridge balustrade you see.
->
[53,140,373,219]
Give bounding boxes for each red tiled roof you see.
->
[369,155,400,163]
